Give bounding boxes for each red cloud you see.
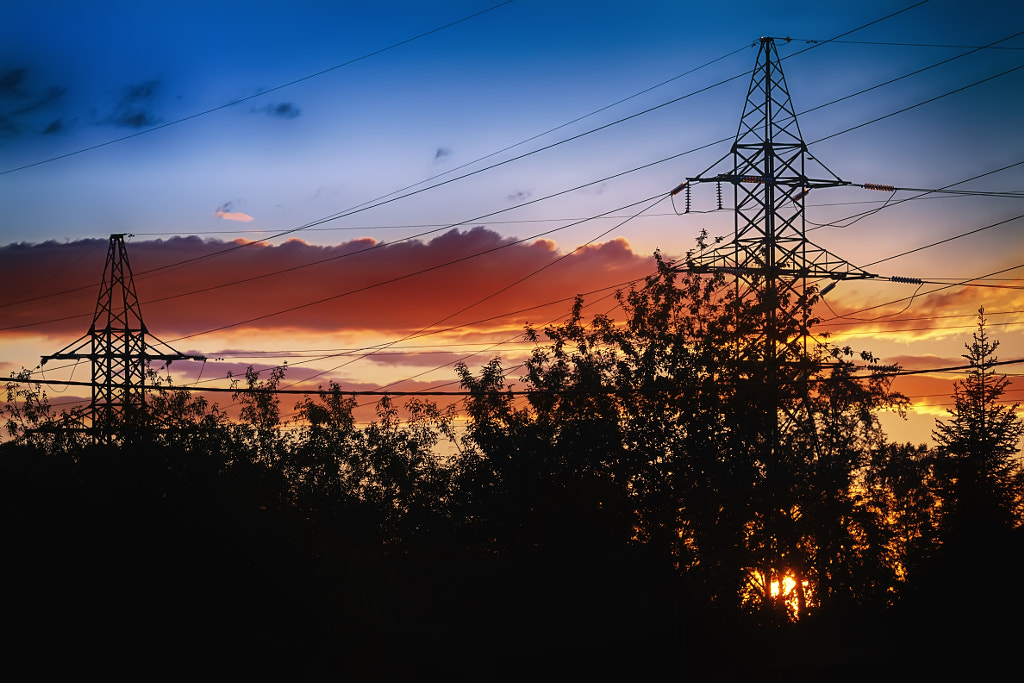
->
[0,231,657,346]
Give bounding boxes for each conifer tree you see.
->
[932,308,1024,536]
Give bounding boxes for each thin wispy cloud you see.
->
[256,102,301,119]
[42,118,65,135]
[0,66,68,139]
[105,79,162,129]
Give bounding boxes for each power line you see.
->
[863,213,1024,268]
[0,39,755,314]
[379,0,938,239]
[205,304,1024,355]
[122,269,653,397]
[10,82,1016,329]
[798,29,1024,122]
[8,162,1015,368]
[1,51,752,312]
[332,43,752,217]
[0,125,720,331]
[908,279,1024,291]
[811,60,1024,145]
[767,1,935,60]
[795,39,1024,50]
[185,275,639,421]
[0,129,723,334]
[286,276,634,422]
[820,262,1024,323]
[825,318,1024,338]
[277,195,667,391]
[12,5,1019,393]
[805,159,1024,233]
[1,4,942,310]
[7,359,1021,397]
[2,10,998,315]
[333,287,634,420]
[0,132,732,316]
[822,308,1024,327]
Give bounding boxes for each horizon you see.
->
[2,0,1022,447]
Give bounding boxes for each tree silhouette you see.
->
[2,368,87,453]
[10,263,1000,676]
[454,253,911,621]
[861,442,939,590]
[932,308,1024,538]
[894,309,1024,681]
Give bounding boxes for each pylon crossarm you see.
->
[143,354,204,363]
[676,263,877,281]
[681,235,876,279]
[686,173,849,189]
[40,334,94,363]
[146,332,205,363]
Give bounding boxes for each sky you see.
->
[1,0,1022,445]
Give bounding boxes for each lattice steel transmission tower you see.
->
[671,35,884,616]
[678,36,877,397]
[41,234,203,443]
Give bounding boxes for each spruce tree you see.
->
[932,307,1024,537]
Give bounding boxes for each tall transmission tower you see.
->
[677,37,878,402]
[673,37,879,612]
[41,234,203,443]
[681,36,876,351]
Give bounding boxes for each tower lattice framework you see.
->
[682,37,877,416]
[41,233,203,443]
[675,35,881,614]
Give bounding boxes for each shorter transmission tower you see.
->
[41,234,203,443]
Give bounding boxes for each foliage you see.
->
[454,252,912,620]
[861,442,939,584]
[9,264,1024,677]
[145,366,232,456]
[932,308,1024,537]
[9,265,1023,636]
[229,363,289,470]
[2,368,87,453]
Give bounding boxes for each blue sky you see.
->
[2,0,1022,442]
[3,0,1019,247]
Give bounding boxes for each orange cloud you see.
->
[814,279,1024,346]
[213,201,254,222]
[214,209,254,222]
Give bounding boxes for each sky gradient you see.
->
[2,0,1022,444]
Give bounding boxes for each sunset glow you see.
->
[4,5,1024,676]
[2,0,1022,445]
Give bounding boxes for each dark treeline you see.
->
[3,257,1023,680]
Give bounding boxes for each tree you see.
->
[454,251,910,619]
[145,366,232,457]
[229,363,290,471]
[861,442,939,591]
[2,368,87,453]
[932,308,1024,537]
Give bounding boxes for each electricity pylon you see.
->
[676,37,879,404]
[41,234,203,443]
[673,37,879,614]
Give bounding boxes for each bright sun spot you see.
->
[743,569,815,620]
